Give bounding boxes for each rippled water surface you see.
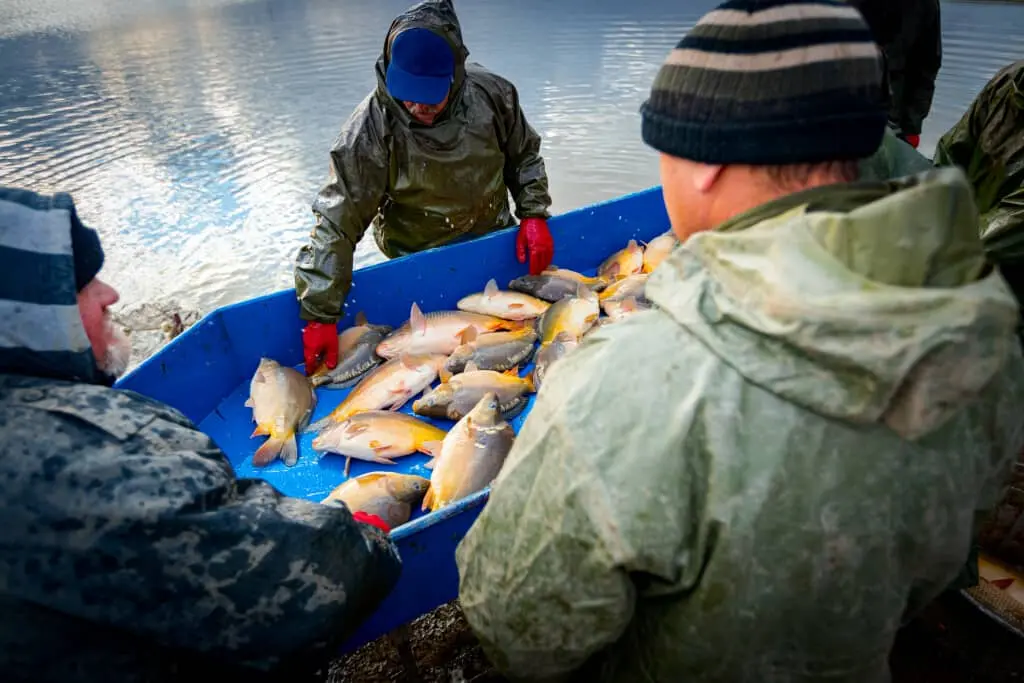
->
[2,0,1023,313]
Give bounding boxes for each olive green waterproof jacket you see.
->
[859,127,934,181]
[934,60,1024,313]
[456,167,1024,683]
[294,0,551,323]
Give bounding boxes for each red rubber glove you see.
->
[302,321,338,376]
[904,134,920,149]
[352,511,391,533]
[516,217,554,275]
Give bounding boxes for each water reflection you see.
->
[1,0,1023,314]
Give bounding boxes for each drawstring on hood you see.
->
[0,187,109,386]
[647,167,1022,440]
[375,0,470,126]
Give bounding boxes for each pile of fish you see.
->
[243,231,678,529]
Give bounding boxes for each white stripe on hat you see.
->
[665,41,880,72]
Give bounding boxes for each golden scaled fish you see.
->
[598,239,645,281]
[375,302,524,359]
[642,231,677,273]
[309,353,447,431]
[603,295,653,322]
[457,278,551,321]
[246,357,317,467]
[598,273,649,304]
[422,392,515,513]
[440,326,538,382]
[540,266,609,291]
[321,472,431,529]
[531,331,580,392]
[311,410,445,476]
[413,362,534,421]
[310,311,393,389]
[536,283,600,344]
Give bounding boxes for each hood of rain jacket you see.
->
[0,187,107,385]
[455,167,1024,683]
[294,0,551,324]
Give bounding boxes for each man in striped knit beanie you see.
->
[456,2,1024,682]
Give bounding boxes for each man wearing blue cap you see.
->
[294,0,554,375]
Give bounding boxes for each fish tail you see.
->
[253,435,286,466]
[280,433,299,467]
[421,485,435,511]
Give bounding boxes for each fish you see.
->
[598,239,645,281]
[598,273,649,304]
[310,312,393,388]
[376,302,523,359]
[603,295,653,322]
[441,326,538,382]
[536,283,601,344]
[311,410,446,476]
[642,231,677,273]
[422,392,515,513]
[457,278,551,320]
[246,357,317,467]
[309,353,447,431]
[321,472,431,529]
[539,266,609,291]
[507,272,586,303]
[413,362,534,421]
[531,331,580,391]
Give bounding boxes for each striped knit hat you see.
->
[640,0,888,165]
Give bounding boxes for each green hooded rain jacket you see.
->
[455,167,1024,683]
[934,60,1024,314]
[294,0,552,324]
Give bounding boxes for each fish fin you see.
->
[439,367,454,384]
[465,360,480,373]
[524,373,536,393]
[306,415,332,434]
[252,436,284,466]
[368,439,394,454]
[418,440,443,458]
[508,303,524,309]
[344,456,352,478]
[484,278,499,297]
[606,262,621,280]
[459,326,477,345]
[421,485,435,511]
[244,397,254,408]
[622,296,639,312]
[423,457,436,470]
[355,311,368,326]
[373,455,398,465]
[584,313,599,324]
[280,434,299,467]
[628,238,640,251]
[503,365,519,376]
[345,422,370,435]
[250,424,270,437]
[553,331,575,343]
[410,302,427,335]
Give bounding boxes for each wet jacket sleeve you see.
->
[456,332,708,681]
[13,399,402,677]
[901,0,942,136]
[294,97,390,323]
[493,77,552,220]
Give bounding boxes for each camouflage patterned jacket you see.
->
[0,187,402,682]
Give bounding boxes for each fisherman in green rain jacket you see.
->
[456,2,1024,682]
[934,60,1024,324]
[294,0,554,375]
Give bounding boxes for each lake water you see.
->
[2,0,1023,315]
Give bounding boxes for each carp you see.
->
[441,326,538,382]
[413,362,534,421]
[598,273,648,304]
[422,392,515,513]
[321,472,431,529]
[642,231,677,273]
[246,357,317,467]
[312,410,445,476]
[531,331,580,391]
[539,266,609,291]
[310,312,393,388]
[309,353,447,431]
[603,295,653,322]
[457,278,550,320]
[376,302,523,359]
[598,239,645,281]
[536,283,600,344]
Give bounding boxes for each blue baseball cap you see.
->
[386,27,455,105]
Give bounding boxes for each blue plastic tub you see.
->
[114,185,671,653]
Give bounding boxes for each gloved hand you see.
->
[516,217,554,275]
[302,320,338,376]
[352,511,391,533]
[904,134,920,149]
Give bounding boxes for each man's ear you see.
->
[693,164,724,193]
